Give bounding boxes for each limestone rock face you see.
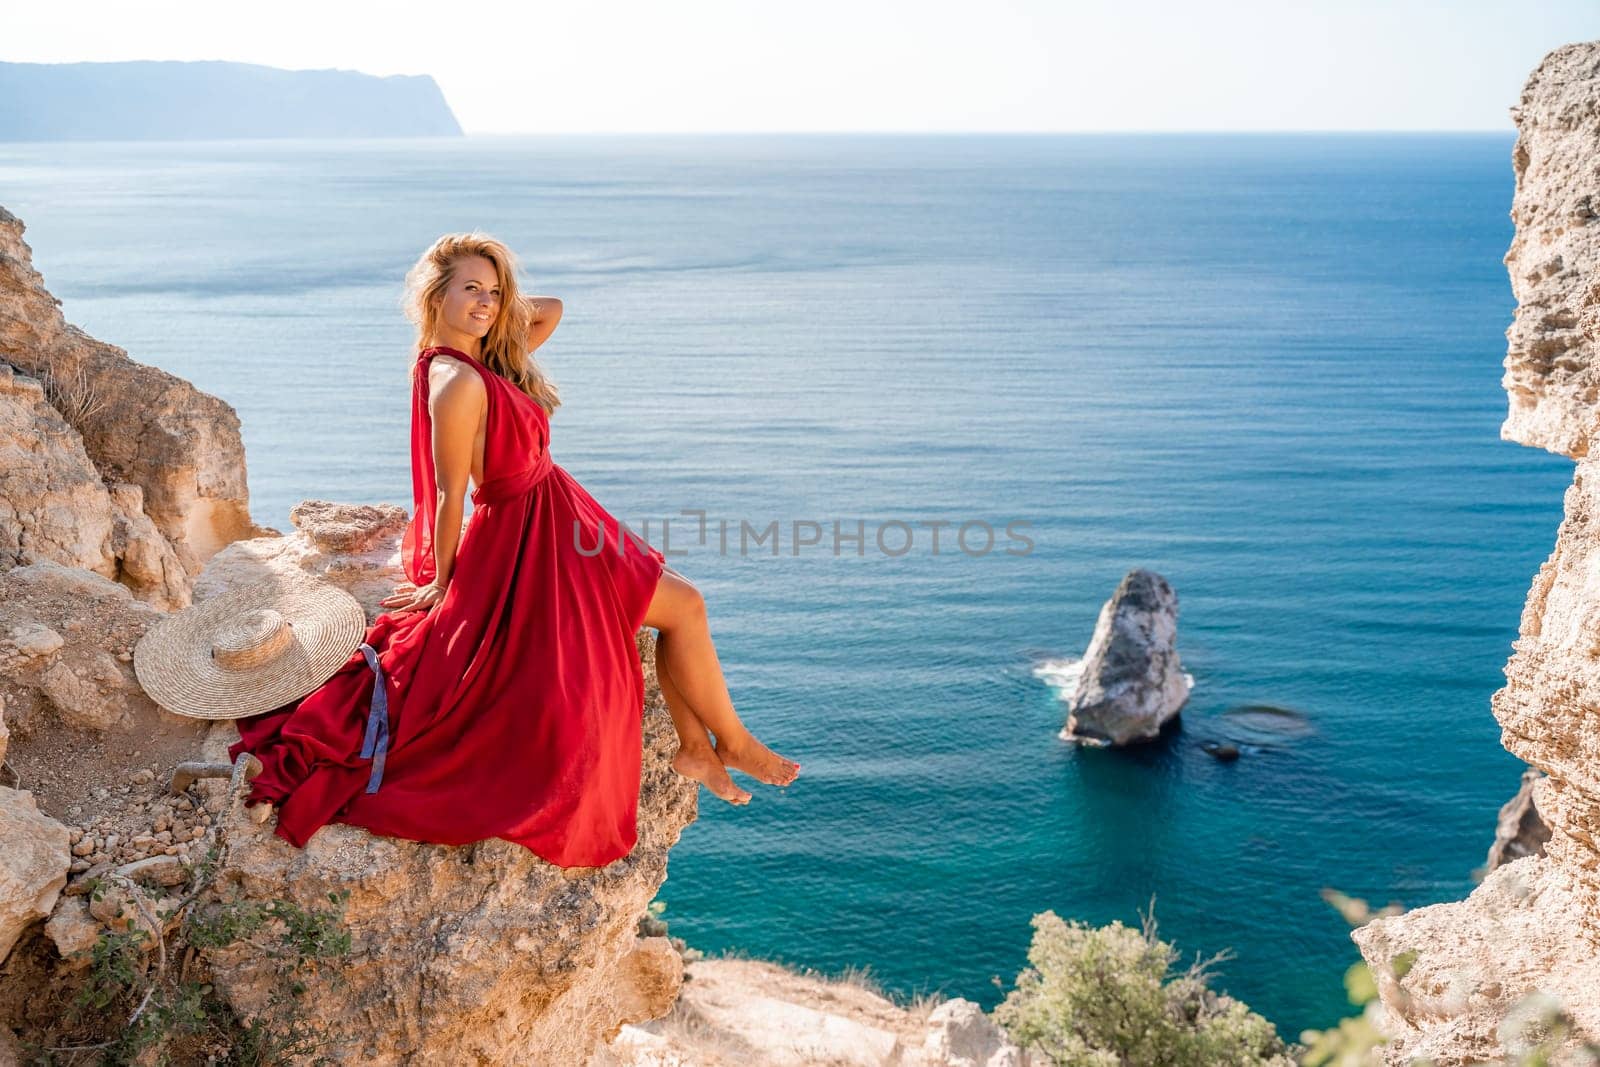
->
[608,956,1032,1067]
[0,364,115,575]
[1499,45,1600,459]
[42,895,100,972]
[107,482,191,610]
[1492,464,1600,918]
[288,499,408,554]
[921,999,1027,1067]
[0,561,168,737]
[0,363,187,609]
[195,499,419,619]
[1352,857,1599,1066]
[1487,767,1552,871]
[1351,40,1600,1062]
[1061,568,1190,746]
[0,786,70,966]
[0,204,266,576]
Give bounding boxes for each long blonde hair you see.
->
[401,232,561,415]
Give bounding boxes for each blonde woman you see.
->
[230,232,799,868]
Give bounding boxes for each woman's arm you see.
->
[380,358,486,614]
[425,363,485,587]
[382,361,485,613]
[525,295,563,352]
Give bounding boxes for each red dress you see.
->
[228,344,667,868]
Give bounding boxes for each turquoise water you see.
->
[0,132,1566,1040]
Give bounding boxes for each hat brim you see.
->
[134,576,367,721]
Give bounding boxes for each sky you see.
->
[6,0,1599,134]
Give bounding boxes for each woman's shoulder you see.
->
[425,352,488,387]
[422,354,489,410]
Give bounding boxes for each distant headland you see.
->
[0,59,462,141]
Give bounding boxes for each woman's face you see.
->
[437,254,502,341]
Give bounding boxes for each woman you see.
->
[229,232,799,868]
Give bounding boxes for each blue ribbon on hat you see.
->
[357,642,389,794]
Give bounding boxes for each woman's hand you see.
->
[381,580,448,614]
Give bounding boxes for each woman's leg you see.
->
[643,566,800,790]
[655,631,752,805]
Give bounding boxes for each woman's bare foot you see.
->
[672,745,751,805]
[714,730,800,787]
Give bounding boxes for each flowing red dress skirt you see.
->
[228,345,666,868]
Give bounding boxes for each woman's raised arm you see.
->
[525,295,563,352]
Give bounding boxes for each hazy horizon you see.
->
[5,0,1597,135]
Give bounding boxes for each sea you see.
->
[0,131,1559,1042]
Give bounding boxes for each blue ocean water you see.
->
[0,132,1563,1041]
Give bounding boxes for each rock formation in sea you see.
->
[0,204,1024,1065]
[1060,567,1191,746]
[1350,40,1600,1065]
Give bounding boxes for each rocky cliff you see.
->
[1350,40,1600,1066]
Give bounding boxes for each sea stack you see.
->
[1061,568,1190,746]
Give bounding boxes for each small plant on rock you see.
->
[991,895,1300,1066]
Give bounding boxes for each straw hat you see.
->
[134,577,367,720]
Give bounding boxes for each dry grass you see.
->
[695,944,954,1023]
[618,945,978,1067]
[39,357,107,427]
[631,997,763,1066]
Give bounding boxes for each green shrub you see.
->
[992,901,1299,1066]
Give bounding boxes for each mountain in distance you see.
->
[0,59,463,141]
